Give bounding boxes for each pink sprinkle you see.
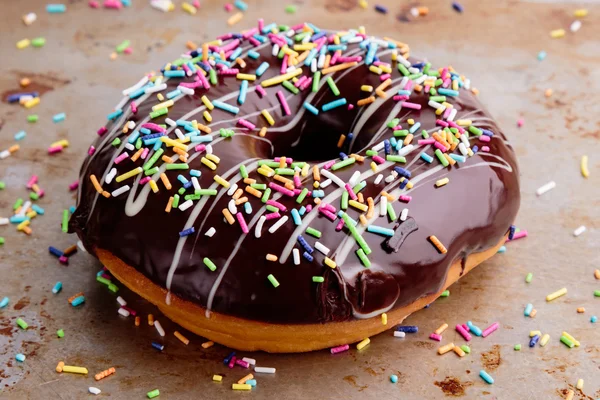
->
[69,180,79,191]
[141,123,165,133]
[114,152,129,164]
[446,120,465,134]
[462,324,470,332]
[404,80,413,91]
[228,356,236,369]
[255,85,266,97]
[294,76,307,88]
[443,107,452,119]
[380,73,391,81]
[59,255,69,265]
[399,195,412,203]
[48,146,63,155]
[216,33,232,41]
[479,135,491,143]
[139,177,151,185]
[429,333,442,342]
[258,18,264,31]
[237,118,256,130]
[335,218,345,231]
[268,182,295,197]
[224,3,233,11]
[276,91,291,116]
[319,209,337,221]
[121,305,137,316]
[26,175,38,189]
[481,146,490,152]
[265,212,281,220]
[323,160,335,170]
[314,37,327,52]
[218,68,239,76]
[300,77,312,91]
[266,200,287,212]
[320,203,336,213]
[293,175,301,188]
[100,272,111,280]
[274,157,293,164]
[248,36,261,47]
[141,148,149,160]
[372,155,385,164]
[281,55,288,74]
[97,126,108,136]
[442,79,451,88]
[104,0,122,9]
[418,139,435,145]
[508,230,528,241]
[192,0,200,7]
[37,189,45,198]
[291,23,306,31]
[424,85,431,94]
[455,324,472,341]
[235,359,249,368]
[195,144,206,153]
[293,188,303,195]
[400,102,421,110]
[392,125,403,131]
[344,184,357,200]
[196,70,210,89]
[347,104,354,110]
[123,47,133,55]
[434,141,448,152]
[481,322,499,338]
[338,56,362,63]
[221,39,240,53]
[89,0,99,8]
[330,344,349,354]
[436,119,449,128]
[130,102,137,114]
[393,95,409,102]
[517,118,524,127]
[330,50,340,65]
[305,205,312,213]
[236,212,249,233]
[242,28,258,39]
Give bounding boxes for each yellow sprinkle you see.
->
[540,334,550,347]
[236,73,256,81]
[356,338,370,350]
[213,175,230,188]
[550,29,565,38]
[62,366,89,375]
[17,220,30,231]
[261,109,275,126]
[201,95,214,110]
[232,384,252,391]
[361,85,373,92]
[206,154,220,164]
[435,323,448,335]
[574,9,588,18]
[152,100,174,112]
[16,39,30,49]
[435,177,449,187]
[116,167,143,183]
[369,65,382,75]
[259,127,267,137]
[149,180,159,193]
[266,254,278,262]
[201,157,217,170]
[562,331,580,347]
[301,163,309,177]
[261,68,303,87]
[381,313,387,325]
[581,155,589,178]
[203,111,212,122]
[349,200,368,212]
[379,64,391,74]
[529,330,541,337]
[212,375,223,382]
[438,343,455,355]
[174,331,190,345]
[546,287,567,302]
[566,390,574,400]
[576,378,584,390]
[456,119,472,126]
[359,0,368,8]
[227,11,243,26]
[160,136,187,151]
[324,257,337,269]
[181,2,196,14]
[51,139,70,148]
[24,97,40,109]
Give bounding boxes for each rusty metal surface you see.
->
[1,0,599,398]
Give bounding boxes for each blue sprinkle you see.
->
[256,62,270,77]
[234,0,248,11]
[394,167,411,179]
[213,100,239,115]
[229,47,243,61]
[390,374,398,383]
[224,351,236,365]
[71,296,85,307]
[312,190,325,198]
[399,179,408,190]
[298,206,306,216]
[31,205,44,215]
[10,215,28,224]
[246,379,257,387]
[166,89,182,99]
[46,3,67,13]
[247,50,260,60]
[449,154,466,163]
[52,282,62,294]
[529,335,540,347]
[302,251,314,262]
[244,202,252,214]
[14,131,26,141]
[479,370,494,385]
[49,246,64,258]
[152,342,164,351]
[591,316,597,323]
[303,102,319,115]
[238,80,248,105]
[452,1,464,13]
[375,4,388,13]
[366,225,395,237]
[524,303,533,316]
[183,181,193,189]
[107,109,123,121]
[52,112,66,123]
[179,227,195,237]
[508,225,516,240]
[472,145,479,153]
[421,153,434,163]
[190,136,213,143]
[497,245,506,253]
[537,51,547,61]
[438,88,459,97]
[190,169,201,177]
[0,297,9,309]
[291,209,302,225]
[384,139,391,155]
[409,122,421,134]
[164,70,185,78]
[339,152,348,160]
[177,175,189,185]
[321,98,347,112]
[467,321,482,336]
[396,326,418,333]
[297,235,314,254]
[69,206,76,214]
[15,354,26,363]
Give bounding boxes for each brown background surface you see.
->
[0,0,599,398]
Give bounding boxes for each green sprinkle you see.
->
[172,194,180,208]
[149,108,168,119]
[0,181,5,190]
[352,181,366,193]
[356,248,371,268]
[135,137,142,149]
[116,40,131,53]
[30,192,39,201]
[185,194,200,201]
[275,168,295,175]
[266,205,279,213]
[31,37,46,47]
[312,276,324,283]
[312,71,321,92]
[178,187,186,195]
[331,157,356,171]
[251,183,266,190]
[61,210,69,233]
[209,68,217,85]
[267,274,280,288]
[165,163,189,170]
[440,290,450,297]
[514,344,521,351]
[143,149,164,170]
[386,155,406,163]
[57,329,64,338]
[0,237,4,245]
[282,80,299,94]
[421,130,429,139]
[220,128,234,137]
[291,162,306,169]
[594,290,600,297]
[27,115,38,123]
[387,118,400,128]
[145,167,159,176]
[16,318,28,330]
[96,276,111,285]
[397,64,409,76]
[296,188,308,204]
[258,160,280,168]
[342,213,371,255]
[341,191,349,210]
[408,73,423,81]
[423,63,431,74]
[386,202,397,221]
[525,273,533,283]
[468,126,482,136]
[429,96,446,102]
[326,76,340,96]
[196,189,217,196]
[284,4,297,13]
[277,47,285,59]
[147,389,160,399]
[449,127,459,135]
[111,138,121,146]
[435,149,449,167]
[261,188,272,203]
[306,227,322,238]
[393,130,409,137]
[13,198,24,210]
[203,257,217,271]
[461,345,471,354]
[435,78,443,86]
[366,150,377,157]
[108,283,119,293]
[429,88,437,95]
[240,165,248,179]
[560,335,575,348]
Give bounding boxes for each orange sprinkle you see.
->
[266,254,278,262]
[243,178,256,185]
[90,175,103,194]
[95,367,116,381]
[9,144,20,153]
[323,54,331,69]
[238,374,254,384]
[366,197,374,219]
[259,127,267,137]
[594,269,600,280]
[161,155,174,164]
[577,307,585,313]
[232,188,243,199]
[22,226,32,235]
[444,153,456,166]
[314,197,321,205]
[274,175,293,186]
[357,96,376,106]
[312,165,320,181]
[544,88,553,97]
[165,196,174,213]
[359,214,368,226]
[202,43,209,62]
[101,191,110,198]
[322,61,358,75]
[223,208,235,224]
[148,314,154,326]
[235,196,249,205]
[160,173,172,190]
[131,148,144,162]
[403,134,414,146]
[174,331,190,345]
[201,341,214,349]
[20,78,31,87]
[245,186,262,198]
[357,192,364,203]
[337,134,346,148]
[349,154,364,162]
[530,309,537,318]
[63,245,77,256]
[381,191,395,201]
[429,235,447,254]
[56,361,65,373]
[135,316,140,326]
[185,41,197,50]
[418,6,429,15]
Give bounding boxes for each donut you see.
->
[70,22,520,353]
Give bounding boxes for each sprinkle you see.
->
[550,29,565,38]
[481,322,499,337]
[356,338,370,350]
[546,288,567,302]
[254,366,276,374]
[540,334,550,347]
[435,177,449,187]
[62,366,89,375]
[429,235,447,254]
[322,98,347,112]
[438,343,454,355]
[261,69,303,87]
[89,387,101,395]
[573,225,586,237]
[574,9,588,18]
[397,325,418,333]
[456,324,472,341]
[212,375,222,382]
[276,91,291,115]
[560,335,575,348]
[147,389,160,399]
[479,370,494,384]
[536,181,555,196]
[580,155,589,177]
[95,367,116,381]
[514,344,521,351]
[46,4,67,13]
[537,51,547,61]
[154,320,165,337]
[267,274,279,288]
[212,100,239,114]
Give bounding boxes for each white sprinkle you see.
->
[385,174,396,183]
[398,144,416,157]
[410,7,419,17]
[127,120,135,129]
[394,331,406,338]
[88,387,101,395]
[397,55,411,68]
[348,171,361,186]
[570,20,582,32]
[414,75,427,85]
[106,168,117,184]
[320,169,345,188]
[272,44,280,57]
[254,367,276,374]
[458,143,468,156]
[16,201,31,217]
[372,141,385,152]
[314,242,330,255]
[447,108,458,122]
[77,240,87,252]
[118,307,130,317]
[255,215,266,238]
[464,79,471,90]
[399,77,409,90]
[268,215,289,234]
[0,218,9,226]
[178,200,194,211]
[228,199,238,215]
[227,183,238,196]
[242,357,256,365]
[191,177,201,192]
[428,100,444,110]
[206,144,213,155]
[347,36,363,44]
[205,227,216,237]
[175,128,185,140]
[23,12,37,26]
[144,83,167,94]
[285,66,297,74]
[179,86,194,96]
[536,181,556,196]
[573,225,586,237]
[293,248,300,265]
[400,208,408,221]
[319,179,332,189]
[111,185,131,197]
[311,58,317,73]
[408,67,420,74]
[285,29,295,37]
[317,53,326,69]
[154,320,165,337]
[165,118,176,127]
[122,76,149,96]
[0,150,10,159]
[380,196,388,216]
[374,174,384,185]
[116,296,127,307]
[124,143,134,151]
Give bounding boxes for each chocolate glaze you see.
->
[70,34,520,324]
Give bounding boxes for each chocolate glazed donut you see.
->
[70,25,519,346]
